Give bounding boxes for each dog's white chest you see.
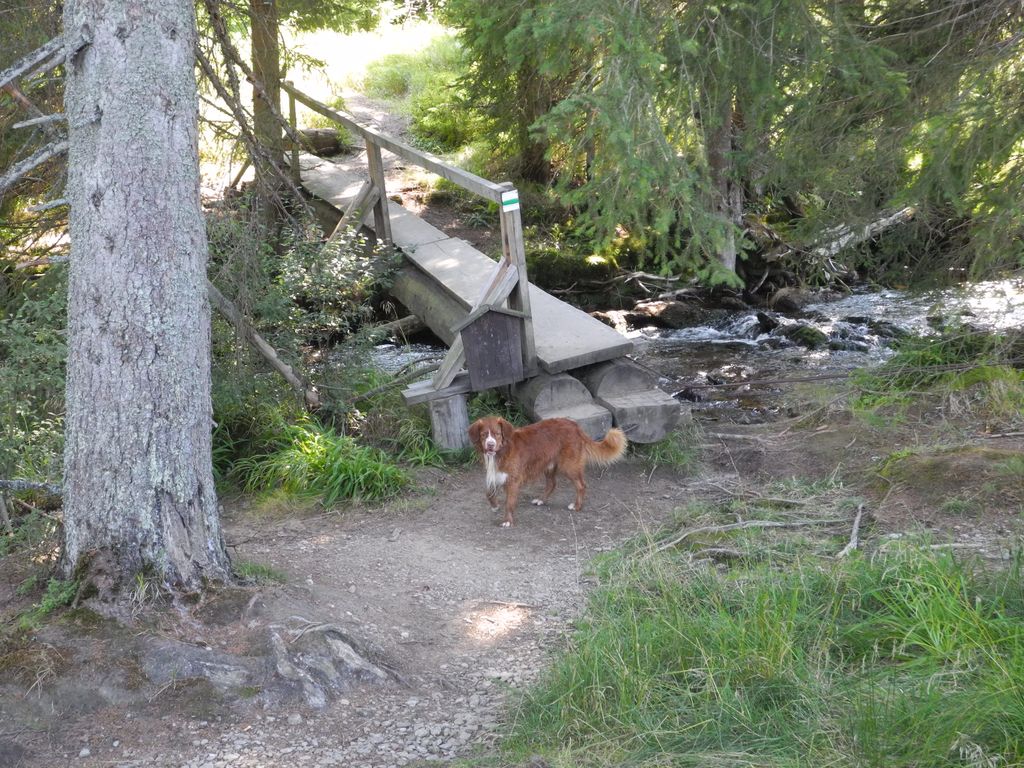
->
[484,454,507,490]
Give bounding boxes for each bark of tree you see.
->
[515,64,552,184]
[61,0,231,591]
[250,0,282,228]
[707,91,743,275]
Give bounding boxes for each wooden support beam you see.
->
[286,81,300,185]
[428,394,471,450]
[365,140,393,246]
[326,180,380,242]
[498,186,536,374]
[403,371,473,405]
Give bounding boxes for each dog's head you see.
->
[468,416,512,457]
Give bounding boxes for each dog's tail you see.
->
[585,428,628,465]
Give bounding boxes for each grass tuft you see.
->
[234,560,287,585]
[230,418,408,505]
[630,422,702,474]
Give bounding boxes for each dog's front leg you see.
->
[501,480,522,528]
[486,486,500,513]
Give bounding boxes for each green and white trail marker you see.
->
[501,189,520,212]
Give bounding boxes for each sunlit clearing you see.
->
[284,17,451,96]
[200,16,450,190]
[463,603,528,643]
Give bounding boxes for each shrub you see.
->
[853,325,1024,424]
[360,35,485,153]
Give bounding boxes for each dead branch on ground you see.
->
[836,504,866,558]
[655,517,848,553]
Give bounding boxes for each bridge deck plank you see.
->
[298,154,632,374]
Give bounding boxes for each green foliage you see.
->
[853,326,1024,422]
[996,454,1024,481]
[234,560,287,584]
[505,542,1024,766]
[468,390,527,426]
[0,265,67,483]
[208,212,394,350]
[0,511,58,559]
[444,0,1024,281]
[278,0,379,34]
[229,417,408,505]
[360,34,483,153]
[17,578,79,632]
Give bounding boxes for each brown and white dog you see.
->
[468,416,627,527]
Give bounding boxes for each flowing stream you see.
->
[633,278,1024,422]
[372,277,1024,424]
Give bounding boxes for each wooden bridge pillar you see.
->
[428,394,471,451]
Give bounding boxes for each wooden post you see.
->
[498,184,537,375]
[428,394,470,450]
[286,80,300,185]
[365,139,393,246]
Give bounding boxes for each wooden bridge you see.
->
[282,83,680,448]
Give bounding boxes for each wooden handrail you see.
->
[279,80,510,204]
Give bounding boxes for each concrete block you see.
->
[597,390,681,444]
[578,360,658,398]
[512,373,613,439]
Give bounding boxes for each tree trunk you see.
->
[61,0,231,591]
[250,0,282,228]
[706,91,743,275]
[516,64,552,184]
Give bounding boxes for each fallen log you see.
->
[811,207,916,264]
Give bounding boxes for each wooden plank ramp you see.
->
[298,154,632,375]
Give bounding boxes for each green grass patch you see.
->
[360,34,484,153]
[16,578,79,632]
[853,326,1024,425]
[230,419,408,505]
[631,423,702,474]
[234,560,287,585]
[502,541,1024,767]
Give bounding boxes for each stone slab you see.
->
[533,402,613,441]
[595,389,681,444]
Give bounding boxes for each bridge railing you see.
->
[280,80,536,389]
